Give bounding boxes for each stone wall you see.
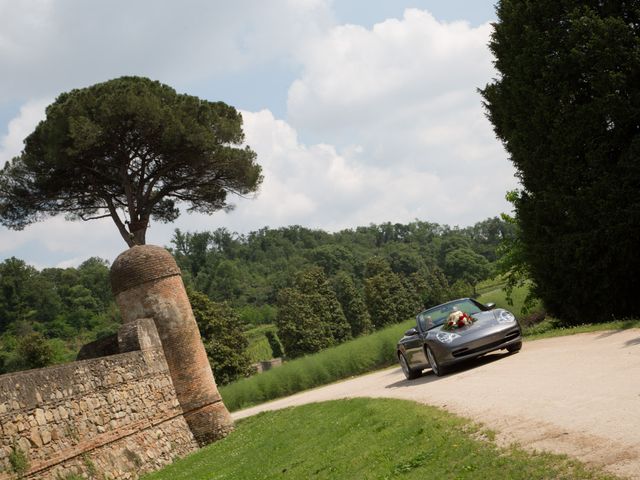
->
[0,245,232,479]
[0,321,198,480]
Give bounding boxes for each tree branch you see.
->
[79,212,112,221]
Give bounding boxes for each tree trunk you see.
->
[129,219,148,246]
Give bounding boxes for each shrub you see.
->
[9,444,29,478]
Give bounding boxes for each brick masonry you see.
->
[111,246,234,445]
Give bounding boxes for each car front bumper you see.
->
[430,326,522,367]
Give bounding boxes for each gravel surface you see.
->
[233,329,640,479]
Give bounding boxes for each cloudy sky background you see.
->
[0,0,516,268]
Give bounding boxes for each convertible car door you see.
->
[404,328,428,368]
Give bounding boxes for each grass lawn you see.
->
[142,398,616,480]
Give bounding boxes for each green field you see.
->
[142,398,615,480]
[244,325,277,363]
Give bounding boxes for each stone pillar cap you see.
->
[110,245,181,295]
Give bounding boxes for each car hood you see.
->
[432,309,504,336]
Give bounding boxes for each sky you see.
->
[0,0,516,268]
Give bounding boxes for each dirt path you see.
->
[233,329,640,479]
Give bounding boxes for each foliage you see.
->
[363,257,415,329]
[276,267,351,358]
[0,216,511,375]
[493,193,543,314]
[481,1,640,323]
[9,444,29,478]
[0,76,262,246]
[16,332,55,369]
[448,279,474,300]
[187,288,253,385]
[169,218,511,310]
[443,247,491,288]
[142,399,613,480]
[265,330,284,359]
[332,272,372,337]
[236,304,277,326]
[0,257,119,374]
[477,282,543,320]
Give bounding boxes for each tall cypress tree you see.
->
[364,257,414,329]
[333,272,372,337]
[276,267,351,358]
[481,1,640,322]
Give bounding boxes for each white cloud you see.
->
[285,8,516,222]
[0,0,333,103]
[167,109,510,237]
[0,5,517,267]
[0,98,49,164]
[288,10,493,130]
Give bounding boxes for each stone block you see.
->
[117,318,162,353]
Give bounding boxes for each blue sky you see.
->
[0,0,513,268]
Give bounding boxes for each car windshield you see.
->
[417,299,486,331]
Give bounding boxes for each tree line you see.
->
[171,217,513,359]
[0,216,512,380]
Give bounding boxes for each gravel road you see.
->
[233,329,640,479]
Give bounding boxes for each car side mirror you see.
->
[485,302,496,309]
[404,327,419,336]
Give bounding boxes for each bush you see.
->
[9,444,29,478]
[16,332,55,369]
[265,330,284,358]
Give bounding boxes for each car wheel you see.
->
[507,341,522,353]
[398,353,421,380]
[426,346,446,377]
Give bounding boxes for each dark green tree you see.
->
[309,244,355,276]
[16,332,55,370]
[275,288,327,358]
[333,271,372,337]
[423,266,450,307]
[443,247,491,290]
[276,267,351,358]
[363,257,414,329]
[0,76,262,246]
[481,1,640,322]
[187,288,253,385]
[265,330,284,358]
[448,279,474,300]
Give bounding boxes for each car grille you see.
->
[451,329,520,358]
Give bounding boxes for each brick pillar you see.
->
[110,245,233,445]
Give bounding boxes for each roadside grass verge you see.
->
[220,320,413,411]
[522,318,640,340]
[142,398,616,480]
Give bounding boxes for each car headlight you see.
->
[436,332,460,344]
[497,310,516,324]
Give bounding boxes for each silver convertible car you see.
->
[397,298,522,379]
